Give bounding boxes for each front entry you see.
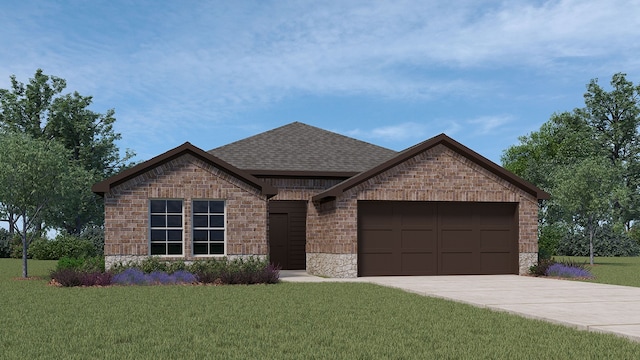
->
[268,201,307,270]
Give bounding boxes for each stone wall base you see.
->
[306,253,357,278]
[105,254,268,270]
[519,252,537,275]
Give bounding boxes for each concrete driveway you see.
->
[280,271,640,342]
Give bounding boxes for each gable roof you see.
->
[312,133,550,202]
[208,122,397,176]
[92,142,278,197]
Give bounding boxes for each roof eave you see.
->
[248,169,358,179]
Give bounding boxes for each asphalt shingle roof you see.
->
[208,122,398,173]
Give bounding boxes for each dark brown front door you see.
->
[358,201,517,276]
[268,201,307,270]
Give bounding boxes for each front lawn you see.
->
[1,259,639,359]
[554,256,640,287]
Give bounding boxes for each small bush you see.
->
[10,234,46,259]
[111,268,197,286]
[538,223,565,259]
[555,258,589,270]
[529,258,556,276]
[545,263,594,279]
[112,268,147,285]
[50,269,113,287]
[55,256,105,273]
[80,226,105,256]
[56,257,85,270]
[0,228,11,258]
[139,256,169,273]
[28,234,97,260]
[191,257,280,285]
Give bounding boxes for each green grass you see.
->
[2,259,640,359]
[554,256,640,287]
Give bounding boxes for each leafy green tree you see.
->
[503,73,640,261]
[0,132,77,277]
[0,69,134,234]
[553,157,616,265]
[581,73,640,228]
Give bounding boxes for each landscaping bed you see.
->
[48,256,280,287]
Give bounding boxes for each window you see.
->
[149,199,183,255]
[192,200,225,255]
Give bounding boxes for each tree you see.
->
[0,69,134,234]
[502,73,640,261]
[553,157,616,265]
[0,132,77,277]
[582,73,640,228]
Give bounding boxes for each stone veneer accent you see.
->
[103,154,269,263]
[306,253,357,278]
[306,144,539,277]
[519,253,537,275]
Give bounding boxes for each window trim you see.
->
[191,199,226,257]
[148,199,184,256]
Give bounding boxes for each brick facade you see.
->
[101,142,540,277]
[306,145,539,277]
[103,154,268,266]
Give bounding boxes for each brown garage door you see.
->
[358,201,518,276]
[269,201,307,270]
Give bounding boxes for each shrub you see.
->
[112,268,148,285]
[545,263,594,279]
[0,228,11,258]
[111,268,197,286]
[538,223,566,259]
[55,256,105,273]
[50,269,113,287]
[557,225,640,257]
[10,234,47,259]
[56,257,85,271]
[555,258,589,270]
[191,257,280,285]
[529,258,556,276]
[79,226,105,256]
[139,256,169,273]
[28,234,97,260]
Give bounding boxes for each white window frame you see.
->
[149,199,184,256]
[192,199,226,256]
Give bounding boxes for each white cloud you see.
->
[467,115,513,135]
[344,120,467,145]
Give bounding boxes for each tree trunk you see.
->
[589,225,595,266]
[21,215,28,278]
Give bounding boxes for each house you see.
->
[92,122,549,277]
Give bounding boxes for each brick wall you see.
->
[103,154,268,262]
[307,144,539,276]
[261,178,343,200]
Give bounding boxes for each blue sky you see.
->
[2,0,640,164]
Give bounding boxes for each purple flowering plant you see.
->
[112,268,198,285]
[545,263,594,279]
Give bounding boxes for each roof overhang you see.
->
[312,134,550,202]
[92,142,278,198]
[247,169,358,179]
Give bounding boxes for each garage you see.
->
[358,201,518,276]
